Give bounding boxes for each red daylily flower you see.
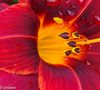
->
[0,0,100,90]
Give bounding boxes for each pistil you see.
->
[77,38,100,45]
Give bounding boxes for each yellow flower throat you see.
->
[38,17,100,66]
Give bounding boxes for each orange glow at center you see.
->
[37,17,89,66]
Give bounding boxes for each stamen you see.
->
[72,31,80,38]
[72,47,80,54]
[77,38,100,45]
[65,50,72,56]
[53,17,63,24]
[59,32,69,39]
[68,41,76,47]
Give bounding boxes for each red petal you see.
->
[0,3,40,75]
[43,0,92,25]
[76,0,100,37]
[0,2,9,11]
[38,61,82,90]
[73,62,100,90]
[19,0,25,2]
[81,32,100,72]
[83,42,100,73]
[19,0,47,15]
[19,0,92,25]
[46,0,61,6]
[0,70,39,90]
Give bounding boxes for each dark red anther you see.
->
[59,32,69,39]
[74,48,80,53]
[65,50,72,56]
[73,32,80,37]
[68,41,76,47]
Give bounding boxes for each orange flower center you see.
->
[37,17,100,66]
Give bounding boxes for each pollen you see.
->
[53,17,63,24]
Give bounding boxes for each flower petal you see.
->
[38,61,82,90]
[19,0,92,25]
[73,61,100,90]
[0,70,39,90]
[80,32,100,71]
[43,0,92,25]
[19,0,47,15]
[0,3,40,75]
[0,2,9,11]
[76,0,100,37]
[84,42,100,72]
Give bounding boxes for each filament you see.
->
[77,38,100,45]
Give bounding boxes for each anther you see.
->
[65,50,72,56]
[59,32,69,39]
[72,47,80,54]
[72,31,80,38]
[68,41,76,47]
[53,17,63,24]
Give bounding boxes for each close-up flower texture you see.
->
[0,0,100,90]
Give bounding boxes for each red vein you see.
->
[0,35,37,40]
[69,0,92,26]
